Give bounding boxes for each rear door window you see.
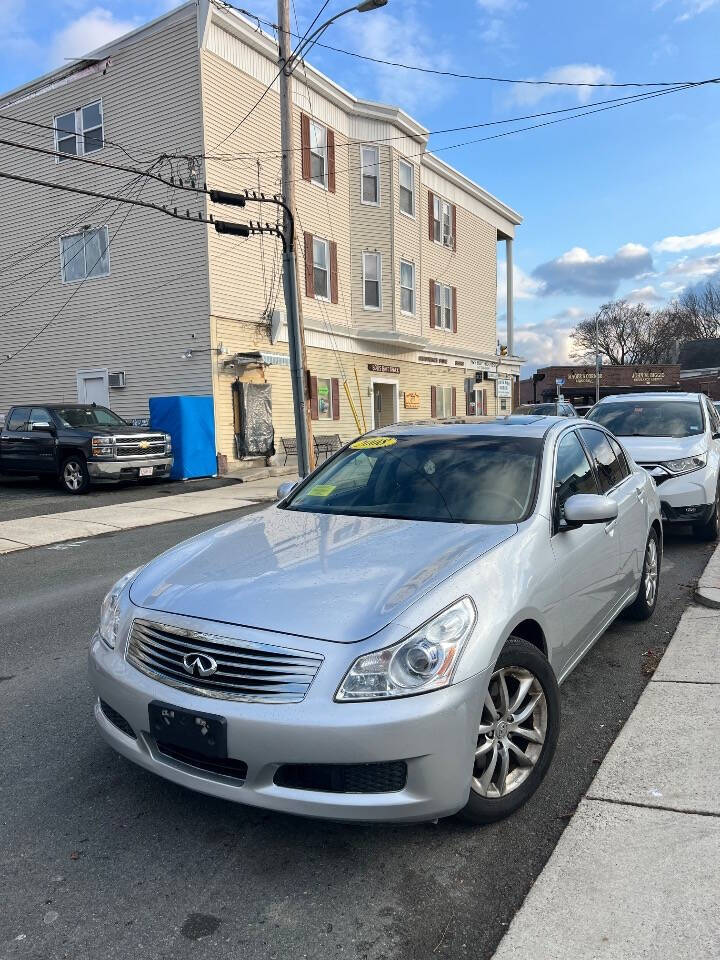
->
[581,428,626,493]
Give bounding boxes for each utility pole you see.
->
[277,0,314,477]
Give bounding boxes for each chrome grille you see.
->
[114,434,166,459]
[126,618,323,703]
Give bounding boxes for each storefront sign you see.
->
[404,391,421,409]
[368,363,400,374]
[497,378,512,398]
[417,353,497,372]
[417,355,448,366]
[632,370,665,383]
[568,371,600,384]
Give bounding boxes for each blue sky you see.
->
[2,0,720,373]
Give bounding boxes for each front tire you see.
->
[59,454,90,494]
[459,638,560,825]
[626,528,660,621]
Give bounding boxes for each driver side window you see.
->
[554,431,599,531]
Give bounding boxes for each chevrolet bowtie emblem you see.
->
[139,440,150,449]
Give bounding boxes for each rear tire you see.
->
[59,454,90,495]
[693,491,719,542]
[458,638,560,825]
[626,528,660,621]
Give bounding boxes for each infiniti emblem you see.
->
[182,652,218,678]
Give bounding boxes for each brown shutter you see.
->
[452,387,457,417]
[301,113,311,182]
[331,378,340,420]
[304,232,314,298]
[330,241,338,303]
[430,385,437,418]
[308,374,319,420]
[428,190,435,241]
[429,279,436,328]
[452,204,457,251]
[327,127,336,194]
[452,287,458,333]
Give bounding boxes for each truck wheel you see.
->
[60,454,90,494]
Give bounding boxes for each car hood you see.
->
[619,434,707,463]
[59,424,164,438]
[129,507,517,643]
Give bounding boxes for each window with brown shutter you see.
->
[430,384,437,418]
[304,231,314,298]
[331,378,340,420]
[452,287,458,333]
[330,241,338,304]
[308,373,319,420]
[327,127,336,193]
[427,190,435,242]
[429,279,436,328]
[301,113,311,182]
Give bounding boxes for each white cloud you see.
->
[510,64,615,107]
[476,0,523,10]
[533,243,653,296]
[497,262,545,302]
[675,0,720,20]
[48,8,139,68]
[515,315,577,371]
[626,285,664,303]
[654,226,720,253]
[667,253,720,278]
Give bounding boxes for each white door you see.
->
[76,369,109,406]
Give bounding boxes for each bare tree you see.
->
[665,279,720,342]
[570,300,655,364]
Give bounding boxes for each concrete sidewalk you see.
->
[491,544,720,960]
[0,474,288,555]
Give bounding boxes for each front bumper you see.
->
[87,456,173,481]
[652,465,718,524]
[89,633,488,823]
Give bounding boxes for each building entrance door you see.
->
[76,368,109,406]
[372,381,397,429]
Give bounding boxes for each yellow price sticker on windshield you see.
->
[350,437,397,450]
[307,484,336,497]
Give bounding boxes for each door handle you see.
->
[636,487,645,502]
[604,520,617,535]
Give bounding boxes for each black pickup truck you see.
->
[0,403,173,494]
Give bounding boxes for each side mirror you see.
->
[31,421,54,433]
[563,494,618,529]
[276,480,299,501]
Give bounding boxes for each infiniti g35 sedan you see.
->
[89,417,662,824]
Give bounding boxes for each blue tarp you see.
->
[149,395,217,480]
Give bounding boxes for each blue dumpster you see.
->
[149,395,217,480]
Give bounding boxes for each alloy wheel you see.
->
[644,537,658,607]
[472,666,547,799]
[63,461,83,492]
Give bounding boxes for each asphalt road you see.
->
[0,474,241,522]
[0,513,714,960]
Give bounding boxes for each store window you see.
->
[317,377,333,419]
[436,386,453,418]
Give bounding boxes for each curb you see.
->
[694,542,720,608]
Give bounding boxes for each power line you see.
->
[218,2,703,89]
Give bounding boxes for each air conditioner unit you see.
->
[108,371,126,388]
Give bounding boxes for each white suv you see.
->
[587,392,720,541]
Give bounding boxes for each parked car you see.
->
[575,405,594,418]
[0,403,173,494]
[513,402,577,417]
[587,391,720,540]
[90,418,661,824]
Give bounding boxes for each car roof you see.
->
[9,402,103,408]
[370,416,566,440]
[595,392,702,404]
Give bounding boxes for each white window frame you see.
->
[361,145,380,206]
[312,236,330,300]
[59,226,110,284]
[317,376,333,420]
[362,251,382,311]
[398,159,415,218]
[436,385,453,418]
[400,259,415,315]
[309,120,328,190]
[434,282,453,330]
[54,99,104,162]
[433,195,453,247]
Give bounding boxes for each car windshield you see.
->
[515,404,555,415]
[285,434,543,524]
[587,400,704,438]
[53,406,128,428]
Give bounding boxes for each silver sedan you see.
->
[89,416,662,824]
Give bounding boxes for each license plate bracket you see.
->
[139,466,153,477]
[148,702,227,758]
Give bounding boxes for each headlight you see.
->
[663,453,707,475]
[164,433,172,454]
[335,597,476,702]
[98,568,142,649]
[91,436,114,457]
